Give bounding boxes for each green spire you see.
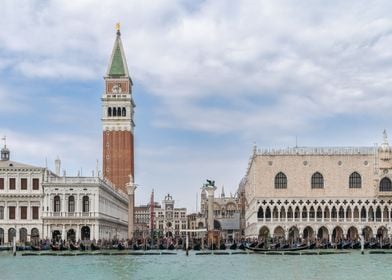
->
[107,26,129,77]
[109,41,126,76]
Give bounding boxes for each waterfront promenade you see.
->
[1,250,392,280]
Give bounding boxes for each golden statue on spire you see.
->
[116,22,120,32]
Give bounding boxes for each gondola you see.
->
[31,245,41,251]
[133,244,141,250]
[168,244,175,250]
[381,243,390,249]
[269,243,280,250]
[159,244,165,250]
[91,243,100,251]
[117,243,125,250]
[50,244,60,251]
[80,243,86,251]
[238,243,246,250]
[308,243,316,250]
[351,241,361,249]
[369,241,379,249]
[193,244,201,251]
[219,243,226,250]
[209,244,217,250]
[229,243,237,250]
[316,243,328,249]
[246,244,309,252]
[70,243,80,251]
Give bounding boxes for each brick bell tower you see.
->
[102,24,135,193]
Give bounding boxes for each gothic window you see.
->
[113,107,117,117]
[108,107,112,117]
[380,177,392,192]
[311,172,324,189]
[349,172,361,188]
[83,196,89,213]
[274,172,287,189]
[257,207,264,219]
[117,107,121,116]
[122,107,126,116]
[54,196,60,212]
[68,196,75,213]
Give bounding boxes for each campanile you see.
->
[102,25,135,192]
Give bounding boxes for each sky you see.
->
[1,0,392,212]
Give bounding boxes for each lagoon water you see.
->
[1,250,392,280]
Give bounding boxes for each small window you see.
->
[349,172,361,188]
[32,206,39,220]
[9,178,15,190]
[311,172,324,189]
[113,107,117,117]
[54,196,61,212]
[83,196,89,213]
[380,177,392,192]
[274,172,287,189]
[32,179,39,190]
[122,107,126,116]
[68,196,75,213]
[108,107,112,117]
[21,178,27,190]
[20,206,27,219]
[0,178,4,190]
[0,206,4,219]
[9,206,15,219]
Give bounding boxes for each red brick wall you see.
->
[103,130,134,193]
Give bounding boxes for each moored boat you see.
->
[91,243,100,251]
[229,243,237,250]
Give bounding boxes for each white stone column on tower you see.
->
[126,174,137,241]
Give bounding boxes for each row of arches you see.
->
[258,225,388,242]
[53,195,89,213]
[107,107,126,117]
[0,228,39,245]
[258,205,392,223]
[51,226,90,242]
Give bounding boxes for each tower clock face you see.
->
[111,84,122,94]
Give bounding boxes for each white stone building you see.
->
[42,175,128,242]
[243,132,392,243]
[0,144,46,245]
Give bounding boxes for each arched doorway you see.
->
[377,226,388,240]
[81,226,90,240]
[288,226,299,244]
[332,226,343,242]
[317,226,329,241]
[303,226,314,240]
[67,229,76,242]
[19,228,27,243]
[347,226,358,240]
[8,228,16,243]
[363,226,373,241]
[31,228,39,245]
[52,230,61,242]
[258,226,269,240]
[273,226,285,239]
[0,228,4,245]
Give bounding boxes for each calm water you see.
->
[1,250,392,280]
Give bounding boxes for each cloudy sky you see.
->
[1,0,392,211]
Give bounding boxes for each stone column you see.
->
[126,175,137,241]
[203,185,216,231]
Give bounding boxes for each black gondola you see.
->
[193,244,201,251]
[381,243,390,249]
[117,243,125,250]
[168,244,175,250]
[31,245,41,251]
[70,243,80,251]
[369,241,379,249]
[91,243,100,251]
[209,244,217,250]
[229,243,237,250]
[238,243,246,250]
[247,244,309,252]
[50,244,60,251]
[80,243,86,251]
[159,244,165,250]
[133,243,141,250]
[219,243,226,250]
[308,243,316,249]
[351,241,361,249]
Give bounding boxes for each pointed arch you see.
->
[287,206,293,221]
[368,206,374,222]
[346,206,352,222]
[265,206,271,221]
[324,206,330,220]
[272,206,279,220]
[302,206,307,220]
[294,206,300,221]
[316,206,322,221]
[274,172,287,189]
[257,207,264,219]
[353,206,360,221]
[309,206,315,221]
[280,207,286,221]
[361,206,367,222]
[331,206,337,221]
[349,172,362,188]
[338,206,345,220]
[380,177,392,192]
[376,206,382,222]
[311,172,324,189]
